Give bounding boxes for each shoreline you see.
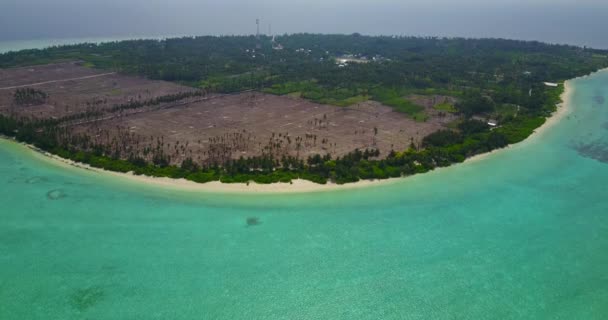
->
[464,79,575,164]
[16,142,402,194]
[1,74,581,194]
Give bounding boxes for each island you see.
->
[1,34,607,185]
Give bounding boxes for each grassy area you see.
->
[542,86,564,114]
[434,102,457,113]
[286,91,302,98]
[412,112,429,122]
[369,87,427,121]
[263,81,371,107]
[82,61,96,68]
[263,81,316,96]
[493,104,519,121]
[328,95,370,107]
[108,89,123,96]
[445,119,463,130]
[494,116,546,143]
[412,88,464,97]
[384,98,427,122]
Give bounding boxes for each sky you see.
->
[1,0,607,49]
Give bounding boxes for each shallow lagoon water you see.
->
[1,72,608,319]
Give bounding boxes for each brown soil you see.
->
[0,62,194,119]
[1,62,454,164]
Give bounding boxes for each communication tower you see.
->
[256,19,261,50]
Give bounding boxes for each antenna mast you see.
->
[256,19,261,49]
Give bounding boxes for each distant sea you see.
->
[1,43,608,318]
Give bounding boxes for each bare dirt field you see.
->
[0,62,195,119]
[1,62,453,164]
[77,93,448,163]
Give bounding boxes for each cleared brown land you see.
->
[1,62,454,165]
[0,62,101,88]
[0,62,195,119]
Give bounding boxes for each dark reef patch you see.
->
[101,265,119,274]
[602,122,608,130]
[46,189,67,200]
[593,95,605,105]
[573,141,608,163]
[7,176,22,183]
[70,286,105,312]
[246,217,261,227]
[26,176,49,184]
[7,175,49,184]
[0,229,35,246]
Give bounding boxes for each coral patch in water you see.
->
[46,189,67,200]
[246,217,261,226]
[70,286,105,312]
[573,141,608,163]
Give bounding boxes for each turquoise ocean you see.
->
[1,42,607,318]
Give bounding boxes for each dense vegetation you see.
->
[2,34,605,113]
[1,34,606,184]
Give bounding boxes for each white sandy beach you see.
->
[9,75,581,194]
[23,147,401,193]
